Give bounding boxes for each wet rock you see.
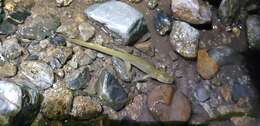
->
[197,49,219,80]
[78,22,95,41]
[20,61,54,90]
[218,0,239,25]
[0,63,17,78]
[65,67,91,90]
[31,113,49,126]
[0,20,17,35]
[194,86,210,102]
[148,87,191,122]
[50,34,66,46]
[148,85,175,106]
[154,9,172,36]
[13,83,41,126]
[6,7,31,24]
[0,80,22,125]
[134,41,155,57]
[18,14,60,40]
[119,94,156,122]
[56,0,73,7]
[70,96,102,119]
[147,0,158,9]
[207,46,242,66]
[112,57,132,82]
[68,47,97,69]
[85,1,147,44]
[246,15,260,49]
[41,46,73,69]
[56,20,78,39]
[96,69,128,111]
[27,41,45,60]
[0,38,22,60]
[41,81,73,119]
[171,0,212,24]
[170,21,200,58]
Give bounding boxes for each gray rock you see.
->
[194,87,210,102]
[0,81,22,125]
[18,14,60,40]
[0,20,17,35]
[78,22,95,41]
[41,46,73,69]
[208,46,242,66]
[56,20,78,39]
[68,48,97,69]
[50,34,66,46]
[154,10,173,36]
[112,57,132,82]
[65,67,91,90]
[85,1,147,44]
[171,0,212,24]
[56,0,73,7]
[41,81,73,119]
[170,21,200,58]
[218,0,239,25]
[246,15,260,49]
[0,63,17,78]
[70,96,102,119]
[0,38,22,61]
[96,69,128,111]
[20,61,54,90]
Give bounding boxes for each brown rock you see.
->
[197,49,219,79]
[70,96,102,119]
[0,63,17,77]
[148,85,191,122]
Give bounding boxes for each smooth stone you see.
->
[68,48,97,69]
[20,61,54,90]
[170,21,200,58]
[18,14,60,40]
[171,0,212,24]
[0,81,22,125]
[148,85,175,106]
[246,15,260,50]
[96,69,128,111]
[154,9,172,36]
[65,67,91,90]
[194,87,210,102]
[70,96,102,119]
[41,81,73,119]
[197,49,219,79]
[0,63,17,78]
[50,34,66,46]
[0,20,17,35]
[85,1,147,44]
[0,38,22,60]
[112,57,132,82]
[78,22,95,41]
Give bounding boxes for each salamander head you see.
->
[155,70,175,84]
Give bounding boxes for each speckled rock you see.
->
[50,34,66,46]
[171,0,212,24]
[0,80,22,125]
[246,15,260,49]
[112,57,132,82]
[65,67,91,90]
[154,10,172,36]
[85,1,147,44]
[0,38,22,61]
[197,49,219,80]
[78,22,95,41]
[0,63,17,78]
[20,61,54,90]
[41,81,73,119]
[170,21,200,58]
[70,96,102,119]
[56,20,78,39]
[18,14,60,40]
[96,69,128,111]
[147,0,158,9]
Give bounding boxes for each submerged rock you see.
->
[171,0,212,24]
[170,21,200,58]
[218,0,239,25]
[70,96,102,119]
[41,81,73,119]
[65,67,91,90]
[154,9,173,36]
[0,63,17,78]
[20,61,54,90]
[246,15,260,50]
[85,1,147,44]
[50,34,66,46]
[0,20,17,35]
[96,69,128,111]
[18,14,60,40]
[112,57,132,82]
[0,38,22,61]
[0,81,22,125]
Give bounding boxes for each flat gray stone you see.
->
[85,1,146,44]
